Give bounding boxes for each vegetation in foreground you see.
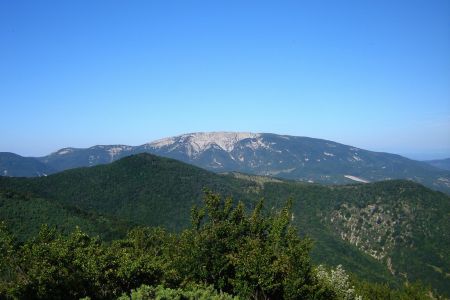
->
[0,191,437,299]
[1,153,449,296]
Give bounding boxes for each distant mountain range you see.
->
[1,132,449,193]
[1,153,449,295]
[0,152,56,177]
[425,158,450,171]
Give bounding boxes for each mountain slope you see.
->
[146,132,450,194]
[1,153,449,295]
[425,158,450,171]
[0,190,129,241]
[37,145,135,171]
[257,179,450,295]
[0,152,56,177]
[0,153,260,231]
[3,132,449,194]
[0,154,394,285]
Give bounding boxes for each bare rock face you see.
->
[149,132,261,154]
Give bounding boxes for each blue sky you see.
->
[1,1,449,159]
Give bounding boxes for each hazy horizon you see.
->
[1,1,449,160]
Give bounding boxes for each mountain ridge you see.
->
[1,132,449,194]
[0,152,56,177]
[425,158,450,171]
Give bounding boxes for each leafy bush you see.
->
[316,265,361,300]
[171,191,333,299]
[117,284,238,300]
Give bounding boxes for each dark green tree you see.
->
[173,191,333,299]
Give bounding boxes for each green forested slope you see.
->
[0,154,261,231]
[0,193,433,300]
[0,190,130,241]
[0,153,449,296]
[258,179,450,295]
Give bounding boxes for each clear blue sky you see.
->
[1,0,449,159]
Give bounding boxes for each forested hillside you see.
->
[0,190,130,241]
[0,154,259,231]
[0,154,449,297]
[258,179,450,295]
[0,192,436,299]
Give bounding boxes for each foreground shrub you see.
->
[172,191,334,299]
[316,265,361,300]
[117,284,238,300]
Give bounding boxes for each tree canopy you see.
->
[0,191,434,300]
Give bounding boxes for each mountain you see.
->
[0,152,56,177]
[425,158,450,171]
[0,153,258,231]
[145,133,450,193]
[2,132,450,194]
[38,145,136,171]
[258,178,450,295]
[1,153,449,295]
